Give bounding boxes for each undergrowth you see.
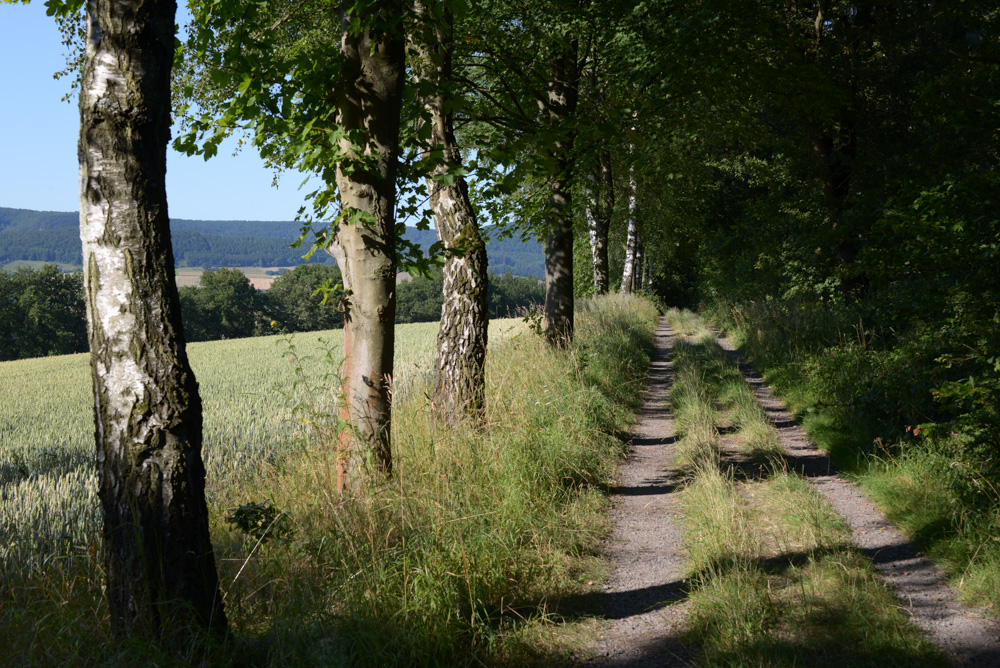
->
[0,294,658,667]
[704,298,1000,611]
[665,309,945,667]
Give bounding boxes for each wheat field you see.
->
[0,319,523,576]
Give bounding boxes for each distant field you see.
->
[175,266,414,290]
[2,263,303,290]
[1,260,80,273]
[174,265,298,290]
[0,319,524,574]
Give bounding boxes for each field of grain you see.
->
[0,319,523,576]
[174,265,297,290]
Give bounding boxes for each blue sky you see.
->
[0,2,314,221]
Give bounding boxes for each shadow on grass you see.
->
[552,543,950,668]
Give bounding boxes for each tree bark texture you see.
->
[412,1,490,423]
[328,1,406,481]
[634,235,645,293]
[542,41,580,346]
[78,0,225,637]
[586,149,614,294]
[620,160,639,294]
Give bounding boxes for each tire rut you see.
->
[713,328,1000,667]
[578,317,695,667]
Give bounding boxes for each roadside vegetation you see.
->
[666,309,946,667]
[703,299,1000,613]
[0,294,657,666]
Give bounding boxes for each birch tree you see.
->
[586,149,614,294]
[76,0,226,636]
[620,160,640,294]
[411,0,490,422]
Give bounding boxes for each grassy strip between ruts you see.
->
[0,294,658,667]
[665,309,946,668]
[705,299,1000,612]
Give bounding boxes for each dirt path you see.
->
[713,329,1000,667]
[579,317,694,667]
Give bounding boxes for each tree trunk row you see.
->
[586,150,614,294]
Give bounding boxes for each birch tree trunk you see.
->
[634,235,645,293]
[542,41,580,346]
[620,161,639,294]
[78,0,225,637]
[412,1,489,423]
[327,1,405,482]
[586,149,614,294]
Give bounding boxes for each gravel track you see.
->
[713,329,1000,667]
[578,317,695,667]
[574,317,999,667]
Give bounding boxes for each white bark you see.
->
[620,161,639,294]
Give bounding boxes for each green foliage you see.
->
[179,268,267,341]
[173,0,456,271]
[395,269,545,324]
[487,271,545,318]
[266,263,344,332]
[0,264,86,361]
[225,500,293,545]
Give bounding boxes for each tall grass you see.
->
[0,323,449,580]
[1,294,658,666]
[664,309,945,667]
[705,298,1000,610]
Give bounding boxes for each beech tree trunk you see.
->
[620,161,639,294]
[78,0,225,637]
[412,1,489,423]
[542,41,580,346]
[327,1,405,482]
[586,150,614,294]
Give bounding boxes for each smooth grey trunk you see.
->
[541,41,580,345]
[586,150,614,294]
[327,1,405,483]
[412,1,489,423]
[620,160,639,294]
[78,0,225,637]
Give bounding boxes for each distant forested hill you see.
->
[0,207,543,277]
